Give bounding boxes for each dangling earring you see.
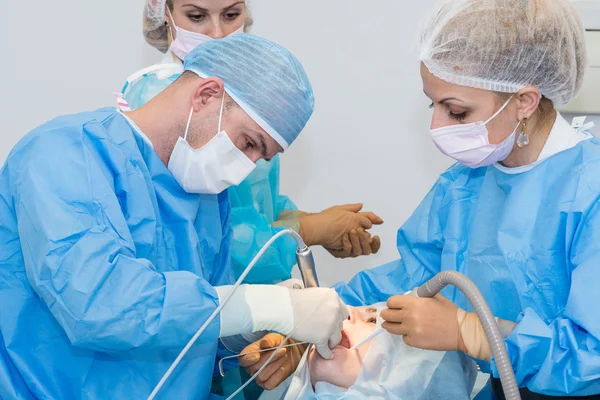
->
[517,118,529,148]
[166,21,173,41]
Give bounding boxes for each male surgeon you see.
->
[0,34,348,399]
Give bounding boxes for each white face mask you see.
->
[429,95,519,169]
[168,94,256,194]
[167,8,245,60]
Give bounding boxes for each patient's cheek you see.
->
[308,348,363,389]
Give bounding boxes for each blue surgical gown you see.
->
[0,108,235,399]
[335,138,600,396]
[122,68,298,285]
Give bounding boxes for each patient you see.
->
[284,304,477,399]
[308,306,378,388]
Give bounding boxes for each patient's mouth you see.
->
[338,330,351,349]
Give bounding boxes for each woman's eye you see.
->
[245,140,254,149]
[188,13,206,22]
[429,103,434,109]
[224,12,241,21]
[448,111,467,121]
[368,318,377,324]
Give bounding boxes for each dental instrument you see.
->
[296,245,319,288]
[218,341,308,377]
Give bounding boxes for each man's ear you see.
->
[191,77,225,112]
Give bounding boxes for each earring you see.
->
[517,118,529,148]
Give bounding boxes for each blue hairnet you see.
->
[183,34,314,150]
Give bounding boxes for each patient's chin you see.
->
[308,346,362,389]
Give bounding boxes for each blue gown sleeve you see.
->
[14,137,221,352]
[228,156,298,284]
[334,180,446,306]
[209,191,236,287]
[490,199,600,396]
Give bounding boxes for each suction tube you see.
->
[415,271,521,400]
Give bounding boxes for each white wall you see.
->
[0,1,161,162]
[0,0,449,287]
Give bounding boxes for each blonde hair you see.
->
[143,1,253,53]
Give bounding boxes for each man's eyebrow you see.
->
[253,131,268,158]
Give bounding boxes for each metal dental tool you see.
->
[218,341,308,377]
[295,240,319,288]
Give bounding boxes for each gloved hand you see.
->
[456,309,516,362]
[288,288,349,359]
[272,210,308,234]
[327,229,382,258]
[299,204,383,252]
[238,333,308,390]
[380,294,516,362]
[276,278,304,290]
[216,285,349,360]
[380,294,462,351]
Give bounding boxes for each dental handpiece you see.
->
[280,229,320,289]
[296,245,319,288]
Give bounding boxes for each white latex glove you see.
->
[276,278,304,290]
[216,285,349,360]
[288,287,349,359]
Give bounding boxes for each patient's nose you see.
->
[347,307,360,323]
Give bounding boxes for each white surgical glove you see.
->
[216,285,349,360]
[276,278,305,290]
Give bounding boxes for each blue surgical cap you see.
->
[183,34,315,150]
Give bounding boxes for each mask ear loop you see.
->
[184,107,194,142]
[184,92,225,142]
[166,7,177,37]
[217,91,226,133]
[484,94,515,125]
